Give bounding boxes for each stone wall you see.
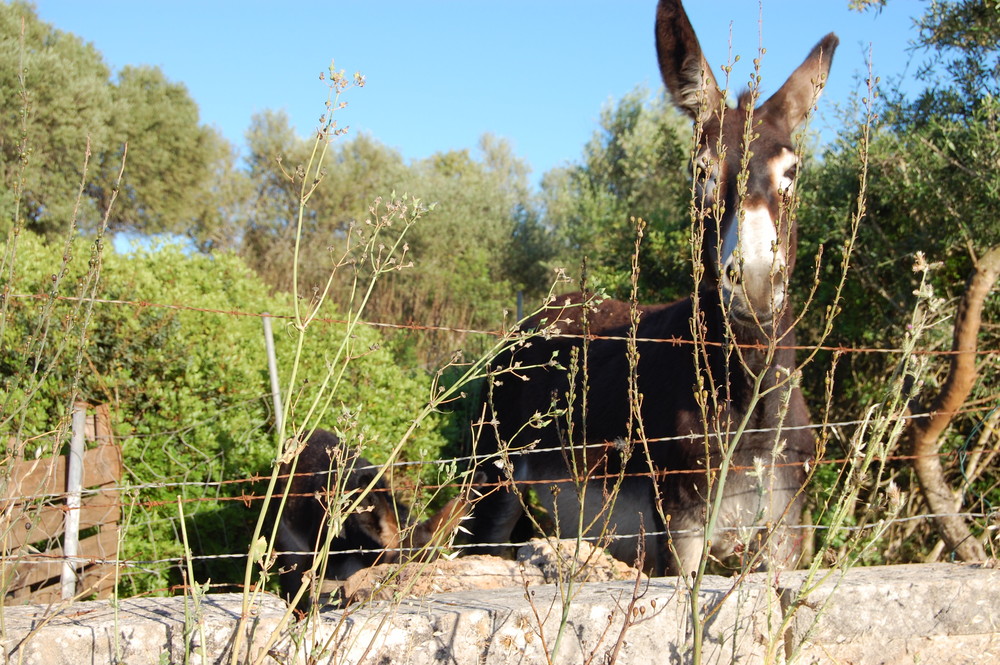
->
[1,563,997,664]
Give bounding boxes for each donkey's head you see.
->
[656,0,837,328]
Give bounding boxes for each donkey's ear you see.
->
[655,0,723,122]
[762,33,839,131]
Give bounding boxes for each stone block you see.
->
[272,574,780,664]
[0,592,287,665]
[779,563,1000,664]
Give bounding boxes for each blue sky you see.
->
[34,1,923,184]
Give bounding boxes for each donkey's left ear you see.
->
[762,33,839,131]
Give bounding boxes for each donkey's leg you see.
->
[563,478,664,574]
[755,485,807,570]
[465,475,526,555]
[276,519,319,606]
[663,510,706,578]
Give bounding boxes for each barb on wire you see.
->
[4,511,992,571]
[11,292,998,357]
[5,411,997,508]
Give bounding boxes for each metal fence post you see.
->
[60,403,86,600]
[262,313,284,433]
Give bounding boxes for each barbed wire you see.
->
[3,285,998,599]
[3,511,995,571]
[4,437,998,512]
[3,398,997,508]
[10,292,999,357]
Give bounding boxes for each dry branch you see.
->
[908,246,1000,562]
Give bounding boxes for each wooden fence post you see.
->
[3,403,122,603]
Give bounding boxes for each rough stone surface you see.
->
[342,539,642,603]
[516,537,643,583]
[779,563,1000,664]
[0,592,289,665]
[1,562,998,664]
[342,554,548,602]
[280,574,777,664]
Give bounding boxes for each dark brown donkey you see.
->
[465,0,837,576]
[274,429,468,607]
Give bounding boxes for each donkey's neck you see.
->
[700,292,798,415]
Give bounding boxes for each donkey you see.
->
[273,428,468,607]
[466,0,837,576]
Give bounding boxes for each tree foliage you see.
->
[798,0,999,397]
[372,134,554,363]
[541,87,693,301]
[914,0,1000,106]
[793,0,1000,562]
[1,1,112,232]
[3,3,555,367]
[0,1,229,238]
[233,115,554,364]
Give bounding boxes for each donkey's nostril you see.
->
[771,268,785,292]
[724,260,740,287]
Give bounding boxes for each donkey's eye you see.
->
[778,166,798,194]
[697,172,718,203]
[694,154,719,202]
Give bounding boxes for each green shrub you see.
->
[0,231,445,595]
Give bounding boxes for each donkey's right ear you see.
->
[655,0,723,123]
[761,33,839,133]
